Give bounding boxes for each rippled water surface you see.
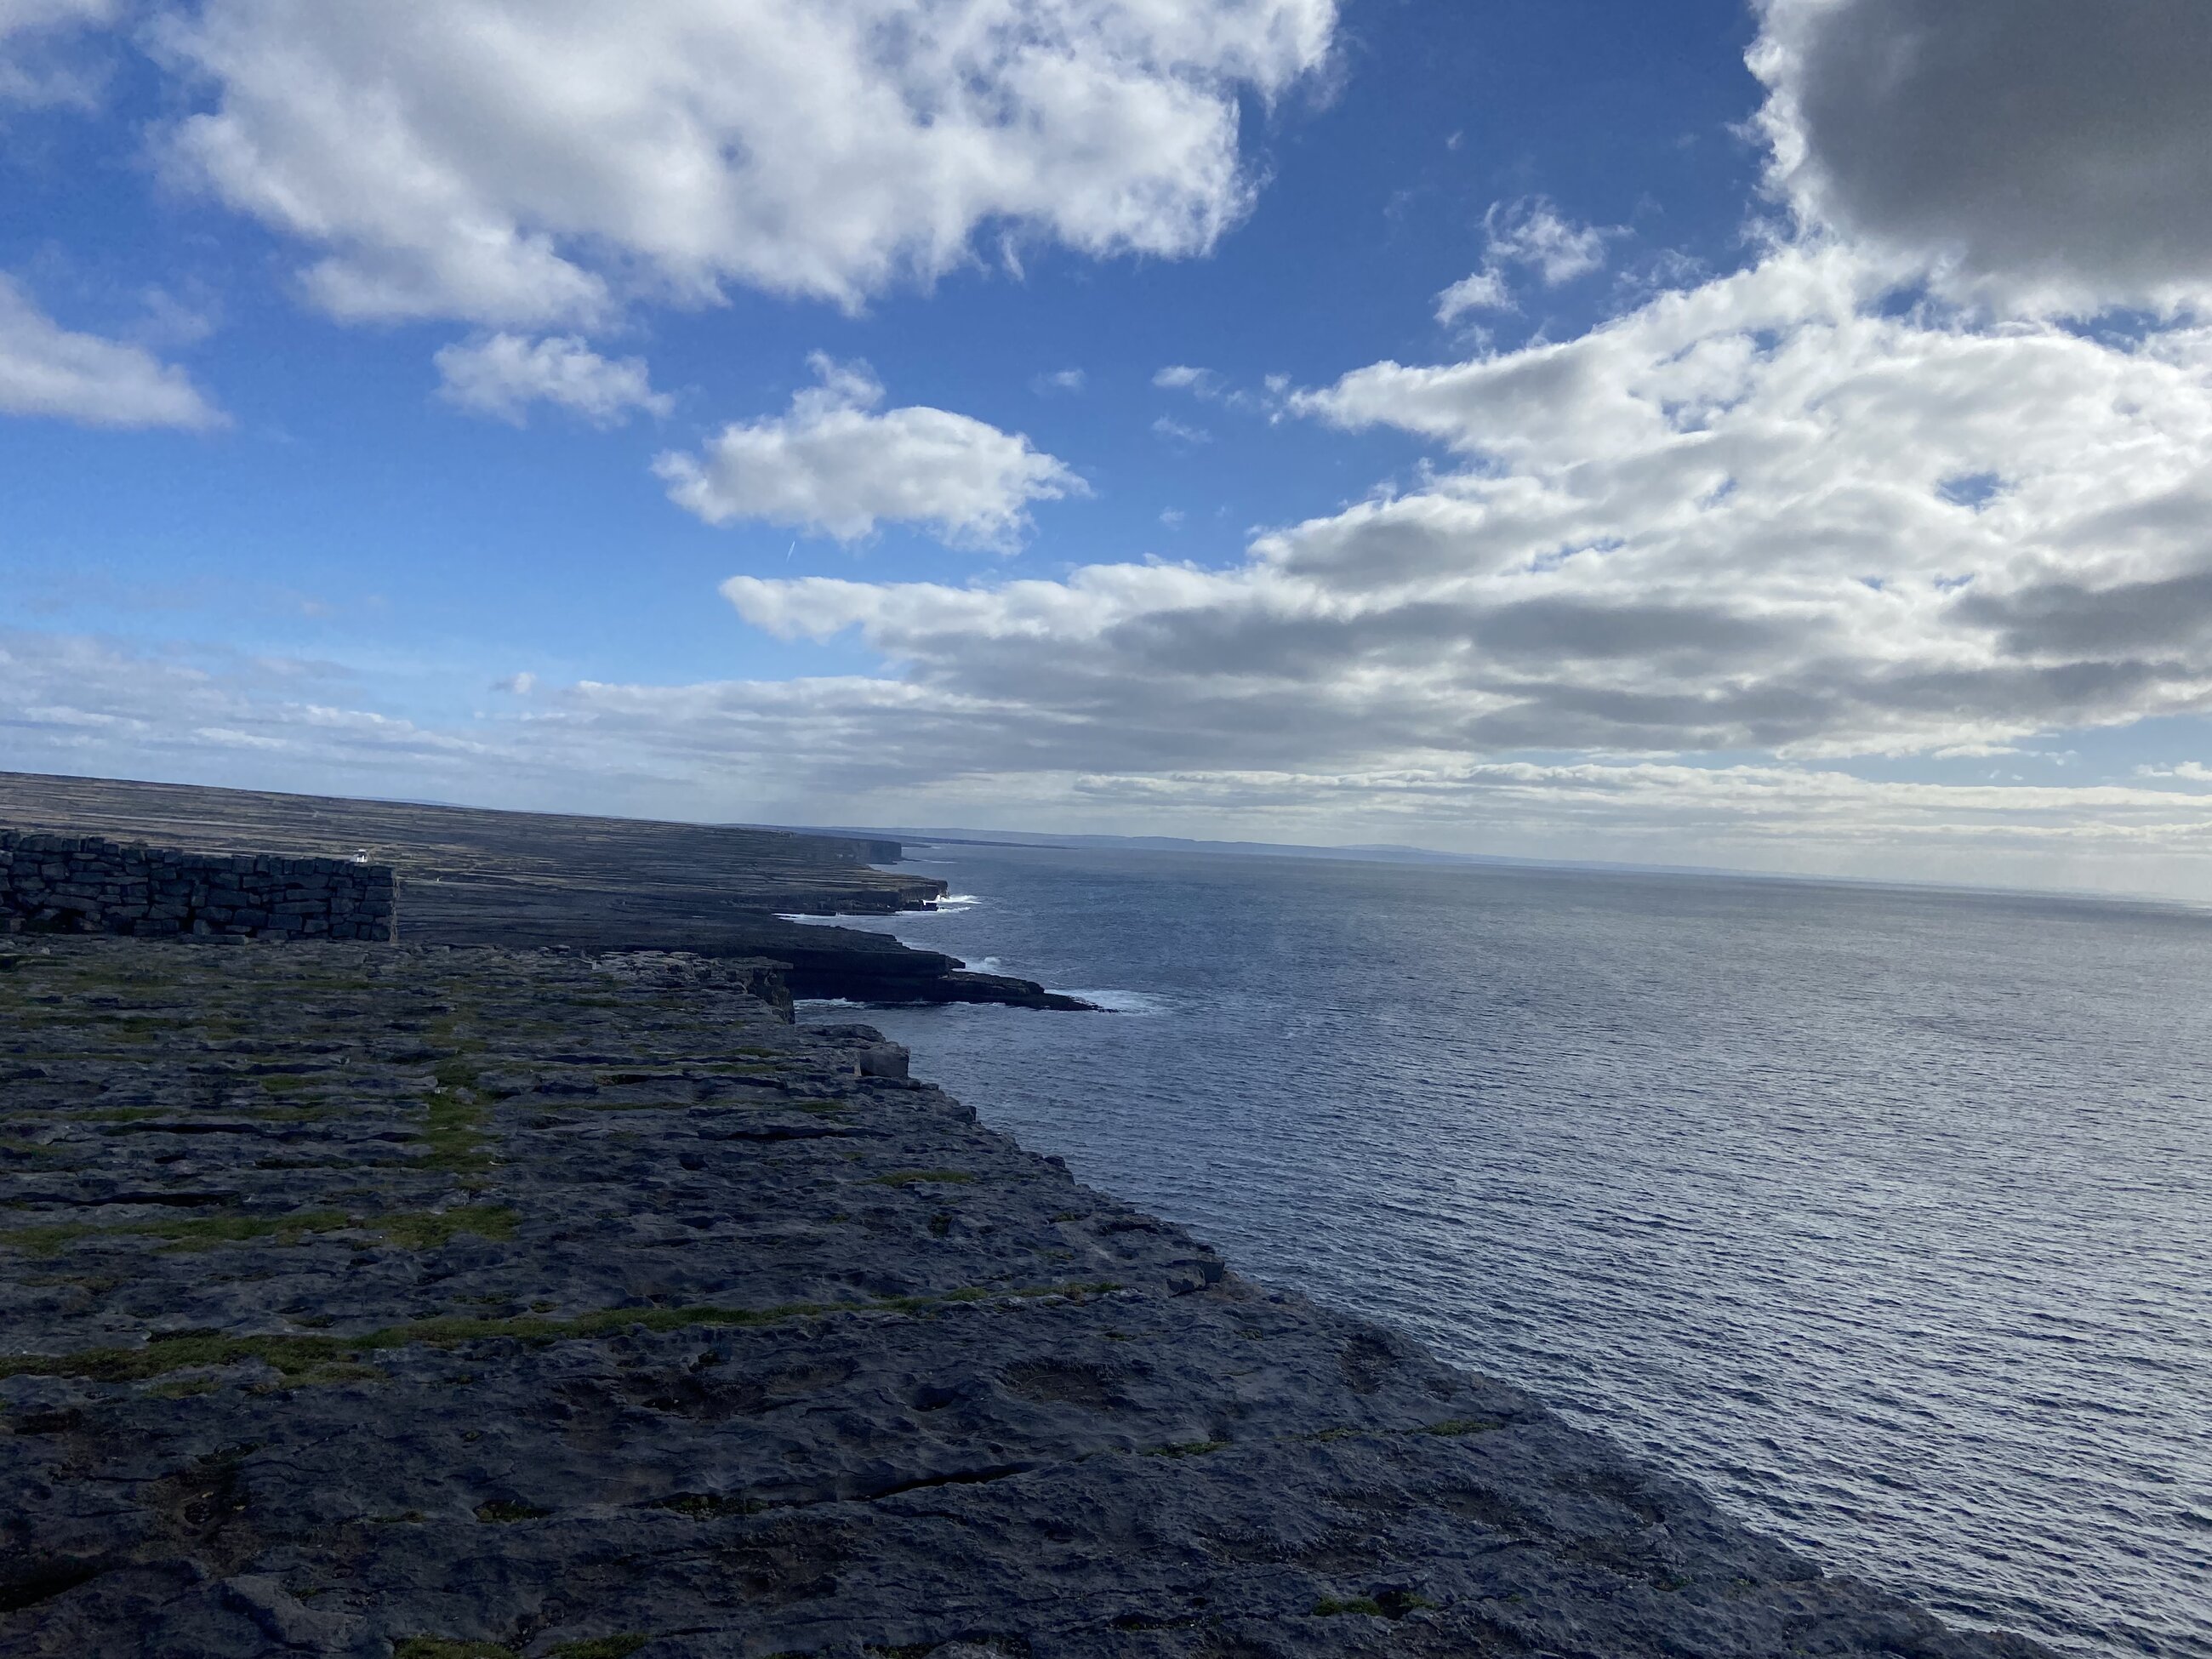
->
[799,847,2211,1659]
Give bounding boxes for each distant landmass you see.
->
[760,822,2209,914]
[758,823,1802,882]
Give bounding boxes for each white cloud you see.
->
[1153,362,1277,415]
[1033,368,1086,395]
[682,244,2212,811]
[0,0,113,31]
[1435,268,1510,324]
[14,625,2212,896]
[653,355,1084,550]
[1483,197,1613,286]
[0,276,225,430]
[0,0,115,105]
[1751,0,2212,315]
[154,0,1339,326]
[1151,414,1211,447]
[434,334,670,427]
[1153,363,1250,403]
[1434,197,1616,325]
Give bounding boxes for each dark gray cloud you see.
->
[1755,0,2212,310]
[1954,568,2212,658]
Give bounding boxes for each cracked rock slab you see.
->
[0,940,2051,1658]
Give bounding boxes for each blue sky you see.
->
[8,1,2212,897]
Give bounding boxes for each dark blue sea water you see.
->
[795,845,2212,1659]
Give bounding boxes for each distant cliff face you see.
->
[0,771,941,917]
[0,832,395,941]
[0,773,1097,1008]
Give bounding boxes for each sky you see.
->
[8,0,2212,898]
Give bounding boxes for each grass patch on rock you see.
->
[870,1168,976,1187]
[373,1206,517,1250]
[0,1205,516,1257]
[0,1280,1124,1383]
[549,1636,648,1658]
[423,1053,494,1174]
[1315,1590,1436,1619]
[473,1499,550,1523]
[1141,1439,1228,1459]
[1314,1596,1386,1617]
[0,1209,353,1257]
[652,1491,760,1518]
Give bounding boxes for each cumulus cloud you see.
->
[153,0,1338,326]
[0,276,225,430]
[694,246,2212,802]
[434,334,670,427]
[1751,0,2212,314]
[654,355,1084,550]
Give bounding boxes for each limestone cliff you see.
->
[0,939,2050,1658]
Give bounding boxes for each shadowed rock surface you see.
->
[0,939,2052,1659]
[0,773,1088,1009]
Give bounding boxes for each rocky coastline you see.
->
[0,774,1088,1012]
[0,927,2055,1658]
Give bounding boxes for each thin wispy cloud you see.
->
[1435,197,1619,322]
[435,334,670,427]
[0,276,224,430]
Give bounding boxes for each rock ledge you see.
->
[0,941,2048,1658]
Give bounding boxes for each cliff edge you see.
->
[0,938,2049,1658]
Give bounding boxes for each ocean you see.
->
[795,844,2210,1659]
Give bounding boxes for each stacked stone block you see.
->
[0,831,396,940]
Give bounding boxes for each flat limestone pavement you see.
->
[0,941,2050,1659]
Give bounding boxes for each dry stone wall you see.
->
[0,831,395,940]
